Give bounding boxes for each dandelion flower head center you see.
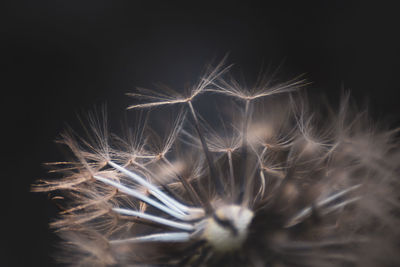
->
[203,205,254,252]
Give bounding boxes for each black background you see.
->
[3,1,400,266]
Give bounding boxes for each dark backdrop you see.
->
[3,1,400,266]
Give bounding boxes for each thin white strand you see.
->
[321,197,361,215]
[109,232,190,244]
[285,184,361,227]
[112,207,194,231]
[108,161,186,214]
[318,184,361,207]
[285,207,312,227]
[108,161,203,217]
[93,175,187,220]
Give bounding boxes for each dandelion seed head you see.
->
[33,59,400,266]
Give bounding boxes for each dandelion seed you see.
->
[33,60,400,266]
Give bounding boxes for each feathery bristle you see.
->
[33,60,400,266]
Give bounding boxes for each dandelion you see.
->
[33,60,400,266]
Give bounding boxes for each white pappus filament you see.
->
[33,59,400,267]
